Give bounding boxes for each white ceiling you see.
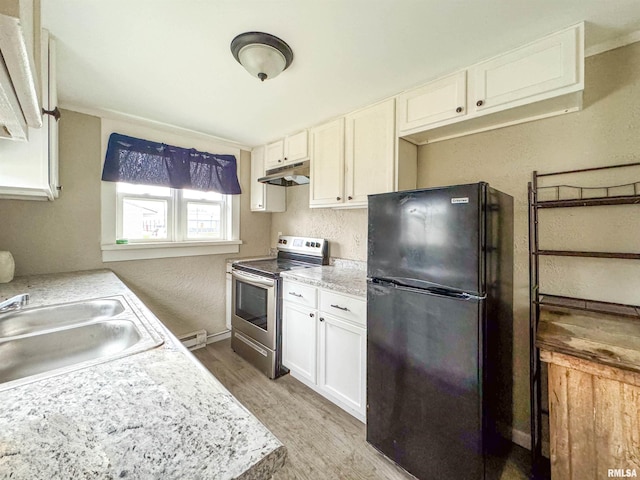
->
[42,1,640,147]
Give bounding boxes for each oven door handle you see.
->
[232,270,275,287]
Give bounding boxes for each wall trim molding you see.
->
[586,29,640,58]
[60,102,253,151]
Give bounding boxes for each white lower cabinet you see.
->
[282,280,366,422]
[318,313,366,415]
[282,302,317,384]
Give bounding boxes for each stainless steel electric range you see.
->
[230,235,329,379]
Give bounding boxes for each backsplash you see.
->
[270,186,368,261]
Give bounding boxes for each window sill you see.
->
[101,240,242,262]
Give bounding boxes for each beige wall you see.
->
[417,42,640,436]
[270,42,640,437]
[0,109,272,337]
[271,185,368,261]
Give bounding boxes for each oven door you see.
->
[231,269,276,350]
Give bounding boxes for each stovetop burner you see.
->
[232,258,317,277]
[232,235,329,278]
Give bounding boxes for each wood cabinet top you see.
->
[537,301,640,374]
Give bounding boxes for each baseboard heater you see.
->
[179,329,231,350]
[178,329,207,350]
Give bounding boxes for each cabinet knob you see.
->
[309,313,314,318]
[284,157,288,161]
[456,106,463,113]
[336,196,341,201]
[476,100,484,107]
[258,204,262,207]
[278,159,282,163]
[319,317,325,322]
[348,196,353,200]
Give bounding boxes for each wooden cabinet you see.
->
[309,118,345,208]
[310,99,397,209]
[344,99,395,206]
[397,71,467,132]
[0,29,59,200]
[264,139,284,169]
[282,302,317,384]
[250,145,285,212]
[398,23,584,144]
[282,280,366,421]
[541,350,640,480]
[469,26,581,114]
[283,130,308,165]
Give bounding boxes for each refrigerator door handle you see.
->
[372,278,486,301]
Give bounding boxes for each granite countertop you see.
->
[536,299,640,374]
[0,270,286,480]
[280,259,367,298]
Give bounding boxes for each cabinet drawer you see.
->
[320,290,365,327]
[283,281,318,309]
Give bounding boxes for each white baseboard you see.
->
[498,423,549,455]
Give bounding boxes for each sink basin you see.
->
[0,298,125,337]
[0,296,163,391]
[0,320,141,384]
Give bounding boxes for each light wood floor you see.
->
[194,339,530,480]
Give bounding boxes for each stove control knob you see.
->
[283,239,287,244]
[305,242,310,247]
[316,243,321,248]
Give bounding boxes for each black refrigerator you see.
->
[366,182,513,480]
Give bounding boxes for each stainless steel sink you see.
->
[0,296,163,391]
[0,320,141,384]
[0,298,125,337]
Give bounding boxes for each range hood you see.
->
[258,160,310,187]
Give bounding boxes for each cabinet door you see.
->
[309,118,345,208]
[282,302,317,383]
[318,313,366,415]
[265,140,284,169]
[283,130,308,164]
[251,146,285,212]
[470,25,581,113]
[397,71,467,134]
[345,99,395,206]
[0,30,57,200]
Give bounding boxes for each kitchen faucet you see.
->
[0,293,30,312]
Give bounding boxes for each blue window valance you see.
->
[101,133,242,194]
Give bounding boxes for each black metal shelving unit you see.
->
[528,162,640,479]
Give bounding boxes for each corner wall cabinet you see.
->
[264,139,284,170]
[250,145,285,212]
[399,23,584,145]
[282,280,366,422]
[528,162,640,479]
[0,29,59,200]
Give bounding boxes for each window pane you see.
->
[183,189,224,201]
[187,202,221,239]
[122,198,168,240]
[117,182,171,197]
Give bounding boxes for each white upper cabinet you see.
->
[310,100,397,209]
[0,30,59,201]
[344,99,395,207]
[469,25,581,114]
[398,23,584,144]
[264,139,284,169]
[283,130,308,165]
[397,71,467,132]
[309,117,345,208]
[250,145,285,212]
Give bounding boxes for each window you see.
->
[116,183,228,242]
[100,120,243,262]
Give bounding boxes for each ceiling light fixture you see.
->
[230,32,294,82]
